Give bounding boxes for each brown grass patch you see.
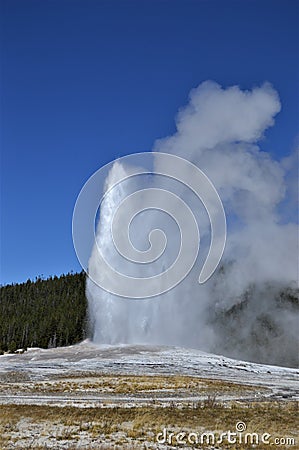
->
[0,373,265,396]
[0,401,298,449]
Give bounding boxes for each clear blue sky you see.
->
[1,0,298,285]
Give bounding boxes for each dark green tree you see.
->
[0,271,88,352]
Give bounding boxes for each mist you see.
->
[86,81,298,368]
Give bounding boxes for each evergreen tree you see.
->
[0,271,88,352]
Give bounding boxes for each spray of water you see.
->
[86,81,298,367]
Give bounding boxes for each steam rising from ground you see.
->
[87,81,298,367]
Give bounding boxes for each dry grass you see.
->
[0,401,298,449]
[0,373,296,448]
[0,373,265,396]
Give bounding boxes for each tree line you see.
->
[0,271,88,354]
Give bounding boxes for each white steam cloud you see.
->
[86,81,298,367]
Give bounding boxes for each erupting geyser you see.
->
[86,81,298,368]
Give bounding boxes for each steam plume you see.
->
[86,81,298,367]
